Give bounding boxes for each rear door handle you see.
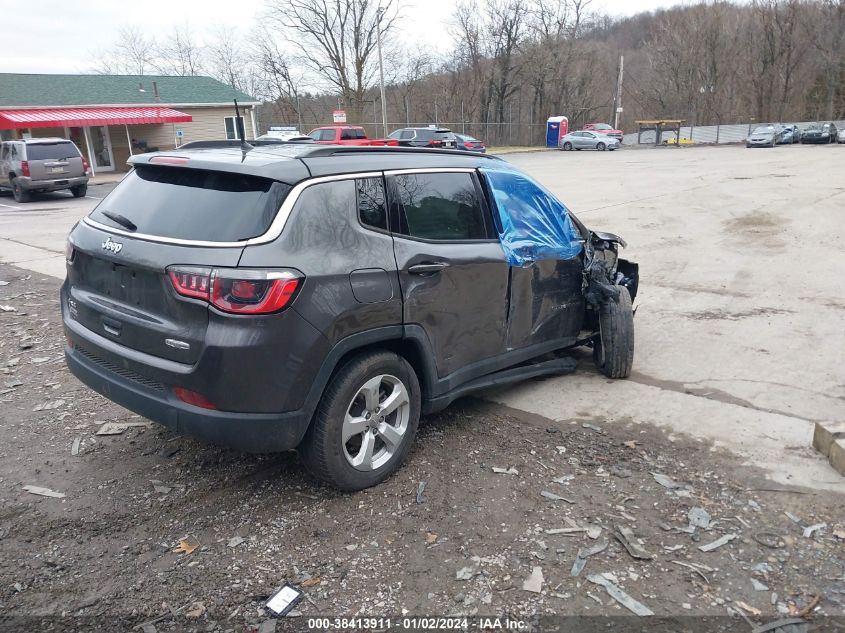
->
[408,262,449,275]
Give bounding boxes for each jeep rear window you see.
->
[89,165,290,242]
[25,142,80,160]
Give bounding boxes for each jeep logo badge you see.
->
[102,237,123,254]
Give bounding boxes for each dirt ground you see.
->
[1,263,844,633]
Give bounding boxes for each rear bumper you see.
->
[801,137,828,143]
[18,175,88,191]
[64,341,311,452]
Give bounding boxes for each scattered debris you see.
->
[751,578,769,591]
[784,511,802,524]
[265,584,304,617]
[671,560,709,583]
[570,538,609,577]
[586,525,602,539]
[257,620,277,633]
[425,532,438,544]
[751,619,811,633]
[30,356,50,364]
[185,602,205,618]
[791,595,821,618]
[416,481,426,504]
[802,523,826,538]
[153,485,172,495]
[688,506,711,529]
[754,531,787,549]
[735,601,762,616]
[614,525,654,560]
[71,437,81,456]
[581,423,603,433]
[96,421,152,435]
[227,536,245,548]
[33,399,64,411]
[173,537,200,555]
[609,465,632,478]
[22,485,65,499]
[546,527,586,535]
[587,574,653,616]
[0,305,16,312]
[699,533,737,552]
[552,475,574,484]
[540,490,575,504]
[522,566,544,593]
[492,466,518,475]
[456,567,475,581]
[140,624,157,633]
[301,577,321,587]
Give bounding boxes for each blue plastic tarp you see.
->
[481,165,583,267]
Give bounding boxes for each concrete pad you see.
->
[813,421,845,457]
[829,439,845,478]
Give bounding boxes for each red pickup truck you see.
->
[308,125,398,146]
[584,123,623,141]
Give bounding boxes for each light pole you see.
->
[376,7,388,138]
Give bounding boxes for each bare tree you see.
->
[264,0,399,123]
[155,26,205,77]
[93,26,157,76]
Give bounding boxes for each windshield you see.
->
[592,124,612,130]
[89,165,291,242]
[25,142,80,160]
[752,127,774,134]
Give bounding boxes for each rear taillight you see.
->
[426,139,443,147]
[81,157,90,174]
[21,161,30,177]
[167,266,302,315]
[65,238,75,264]
[168,267,211,300]
[463,142,473,149]
[173,387,217,410]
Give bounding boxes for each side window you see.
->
[481,167,583,266]
[10,145,19,160]
[357,177,387,231]
[340,128,355,140]
[0,144,8,160]
[393,172,489,241]
[224,116,245,140]
[400,130,415,140]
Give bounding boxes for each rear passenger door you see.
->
[387,169,509,379]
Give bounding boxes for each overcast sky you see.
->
[2,0,677,75]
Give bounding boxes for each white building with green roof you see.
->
[0,73,260,173]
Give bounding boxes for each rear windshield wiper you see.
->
[101,211,138,232]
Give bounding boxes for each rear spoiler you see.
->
[179,139,315,149]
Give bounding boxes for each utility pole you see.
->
[613,55,624,129]
[376,7,388,138]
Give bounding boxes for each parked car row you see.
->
[746,122,842,147]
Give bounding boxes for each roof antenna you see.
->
[233,99,253,160]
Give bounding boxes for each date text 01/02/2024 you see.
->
[305,617,528,630]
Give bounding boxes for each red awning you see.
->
[0,107,192,130]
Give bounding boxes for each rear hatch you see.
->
[67,163,291,364]
[25,141,85,180]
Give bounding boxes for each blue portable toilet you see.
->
[546,116,569,147]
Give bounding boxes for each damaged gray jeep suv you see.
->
[62,142,638,491]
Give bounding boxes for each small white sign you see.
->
[175,129,184,138]
[265,584,304,616]
[616,107,624,113]
[333,109,347,123]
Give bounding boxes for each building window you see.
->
[224,116,245,140]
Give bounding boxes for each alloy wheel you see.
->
[342,374,411,471]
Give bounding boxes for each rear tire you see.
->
[70,184,87,198]
[562,142,573,151]
[597,142,606,151]
[299,350,421,491]
[592,286,634,378]
[11,179,30,203]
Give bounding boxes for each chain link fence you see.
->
[624,120,845,146]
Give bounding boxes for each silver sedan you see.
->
[559,130,621,151]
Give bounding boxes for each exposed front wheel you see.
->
[300,350,421,491]
[562,142,573,151]
[592,286,634,378]
[597,142,606,151]
[11,179,30,203]
[70,184,87,198]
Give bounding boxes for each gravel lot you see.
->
[0,264,844,633]
[1,144,845,632]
